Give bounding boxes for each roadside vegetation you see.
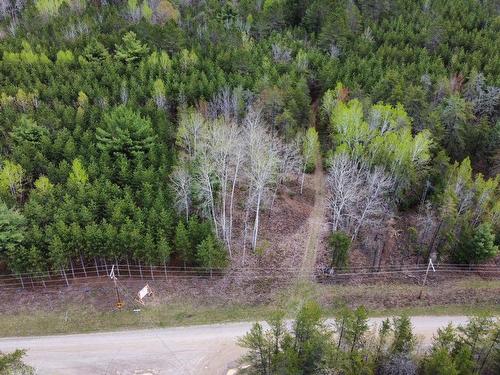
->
[238,301,500,375]
[1,277,499,337]
[0,349,34,375]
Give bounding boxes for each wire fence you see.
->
[0,260,499,290]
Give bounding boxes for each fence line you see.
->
[0,260,499,290]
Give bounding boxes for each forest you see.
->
[0,0,499,275]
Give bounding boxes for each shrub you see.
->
[328,231,351,268]
[456,222,498,264]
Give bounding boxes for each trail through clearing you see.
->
[298,154,326,279]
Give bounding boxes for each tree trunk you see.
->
[228,155,241,257]
[252,192,262,250]
[300,171,305,194]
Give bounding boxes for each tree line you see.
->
[239,301,500,374]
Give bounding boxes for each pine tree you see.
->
[196,235,227,272]
[115,32,150,64]
[174,221,191,269]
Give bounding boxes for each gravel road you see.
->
[0,316,470,375]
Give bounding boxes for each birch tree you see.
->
[170,164,191,221]
[175,110,205,158]
[326,153,365,234]
[351,165,395,240]
[243,108,280,251]
[327,153,394,241]
[205,118,243,255]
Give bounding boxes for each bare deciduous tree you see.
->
[170,164,191,221]
[243,107,281,251]
[327,153,394,241]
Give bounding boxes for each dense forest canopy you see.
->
[0,0,498,273]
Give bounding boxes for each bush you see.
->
[328,231,351,268]
[456,222,498,264]
[0,349,34,374]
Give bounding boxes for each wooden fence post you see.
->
[94,257,100,277]
[80,254,87,277]
[70,259,76,279]
[115,257,120,277]
[61,268,69,287]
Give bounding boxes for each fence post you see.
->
[164,260,168,280]
[94,257,100,277]
[19,275,25,289]
[126,256,131,277]
[61,268,69,287]
[150,264,154,280]
[80,254,87,277]
[115,257,120,277]
[139,262,143,280]
[70,259,76,279]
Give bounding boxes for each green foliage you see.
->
[115,32,150,64]
[390,315,416,355]
[35,0,66,18]
[0,160,24,202]
[174,221,191,267]
[325,92,433,198]
[81,39,110,63]
[96,106,156,157]
[68,159,88,188]
[421,347,459,375]
[240,302,499,375]
[0,349,34,375]
[239,301,330,375]
[196,235,227,269]
[457,222,499,264]
[302,127,320,172]
[422,316,499,375]
[328,231,351,268]
[0,0,498,273]
[0,201,25,262]
[438,157,499,262]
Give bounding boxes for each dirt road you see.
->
[0,316,470,375]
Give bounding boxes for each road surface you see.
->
[0,316,470,375]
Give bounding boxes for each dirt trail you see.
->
[298,154,326,279]
[298,100,327,280]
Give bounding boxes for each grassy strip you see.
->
[1,302,499,338]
